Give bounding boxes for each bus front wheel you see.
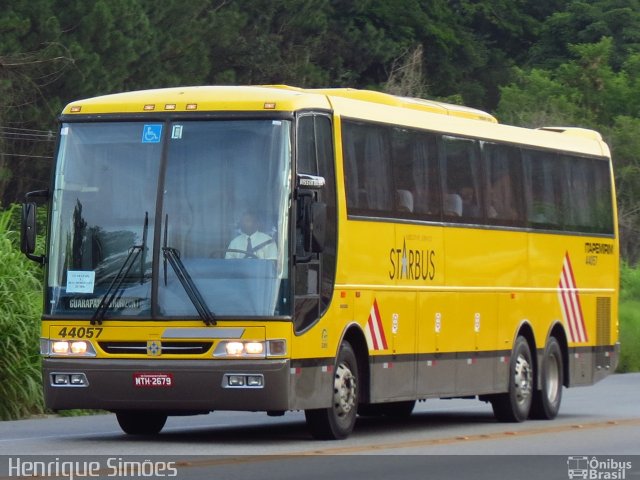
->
[491,336,534,422]
[305,341,359,440]
[115,411,167,435]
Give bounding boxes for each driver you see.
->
[225,211,277,259]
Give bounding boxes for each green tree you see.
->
[130,0,213,88]
[50,0,153,99]
[530,0,640,70]
[203,0,332,86]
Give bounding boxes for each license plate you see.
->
[133,373,173,388]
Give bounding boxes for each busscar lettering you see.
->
[389,239,436,280]
[584,242,614,266]
[584,242,614,255]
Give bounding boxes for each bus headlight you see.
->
[43,339,96,357]
[244,342,264,355]
[214,340,286,358]
[225,341,245,356]
[52,341,70,354]
[70,341,89,354]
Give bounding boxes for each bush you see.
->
[0,206,45,419]
[617,300,640,373]
[618,263,640,372]
[620,261,640,302]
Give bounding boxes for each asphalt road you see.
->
[0,373,638,479]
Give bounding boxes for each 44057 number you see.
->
[56,326,103,339]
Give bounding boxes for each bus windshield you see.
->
[47,119,292,319]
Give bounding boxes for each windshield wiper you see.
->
[91,213,148,325]
[91,246,142,325]
[139,212,149,284]
[162,246,217,326]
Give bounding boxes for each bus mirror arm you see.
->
[21,189,49,264]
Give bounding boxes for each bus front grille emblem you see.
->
[147,340,161,356]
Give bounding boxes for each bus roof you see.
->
[62,85,333,115]
[62,85,609,158]
[62,85,496,122]
[309,87,498,123]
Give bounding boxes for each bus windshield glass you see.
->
[47,119,292,319]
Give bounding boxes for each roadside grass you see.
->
[0,206,45,420]
[617,300,640,373]
[618,263,640,372]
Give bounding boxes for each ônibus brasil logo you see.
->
[567,456,632,479]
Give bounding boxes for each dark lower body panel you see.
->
[43,358,290,412]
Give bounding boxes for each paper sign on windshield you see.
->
[66,271,96,294]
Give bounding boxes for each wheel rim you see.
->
[333,362,357,418]
[514,353,532,406]
[545,353,560,404]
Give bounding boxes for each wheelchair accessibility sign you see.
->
[142,124,162,143]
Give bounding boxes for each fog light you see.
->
[228,375,245,387]
[70,374,87,385]
[53,374,69,385]
[246,375,263,387]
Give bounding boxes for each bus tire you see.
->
[530,336,563,420]
[305,341,359,440]
[491,336,534,422]
[115,411,167,435]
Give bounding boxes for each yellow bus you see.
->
[22,85,619,440]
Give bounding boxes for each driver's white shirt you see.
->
[225,231,277,259]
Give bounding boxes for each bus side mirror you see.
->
[296,174,326,261]
[21,202,37,254]
[21,189,48,264]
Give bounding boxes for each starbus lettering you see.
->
[389,239,436,280]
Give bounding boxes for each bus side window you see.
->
[441,135,482,222]
[523,149,562,229]
[390,127,440,219]
[342,120,393,215]
[483,142,524,226]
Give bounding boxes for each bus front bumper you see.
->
[43,358,291,413]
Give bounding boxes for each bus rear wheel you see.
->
[530,336,563,420]
[491,336,533,422]
[305,341,359,440]
[115,411,167,435]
